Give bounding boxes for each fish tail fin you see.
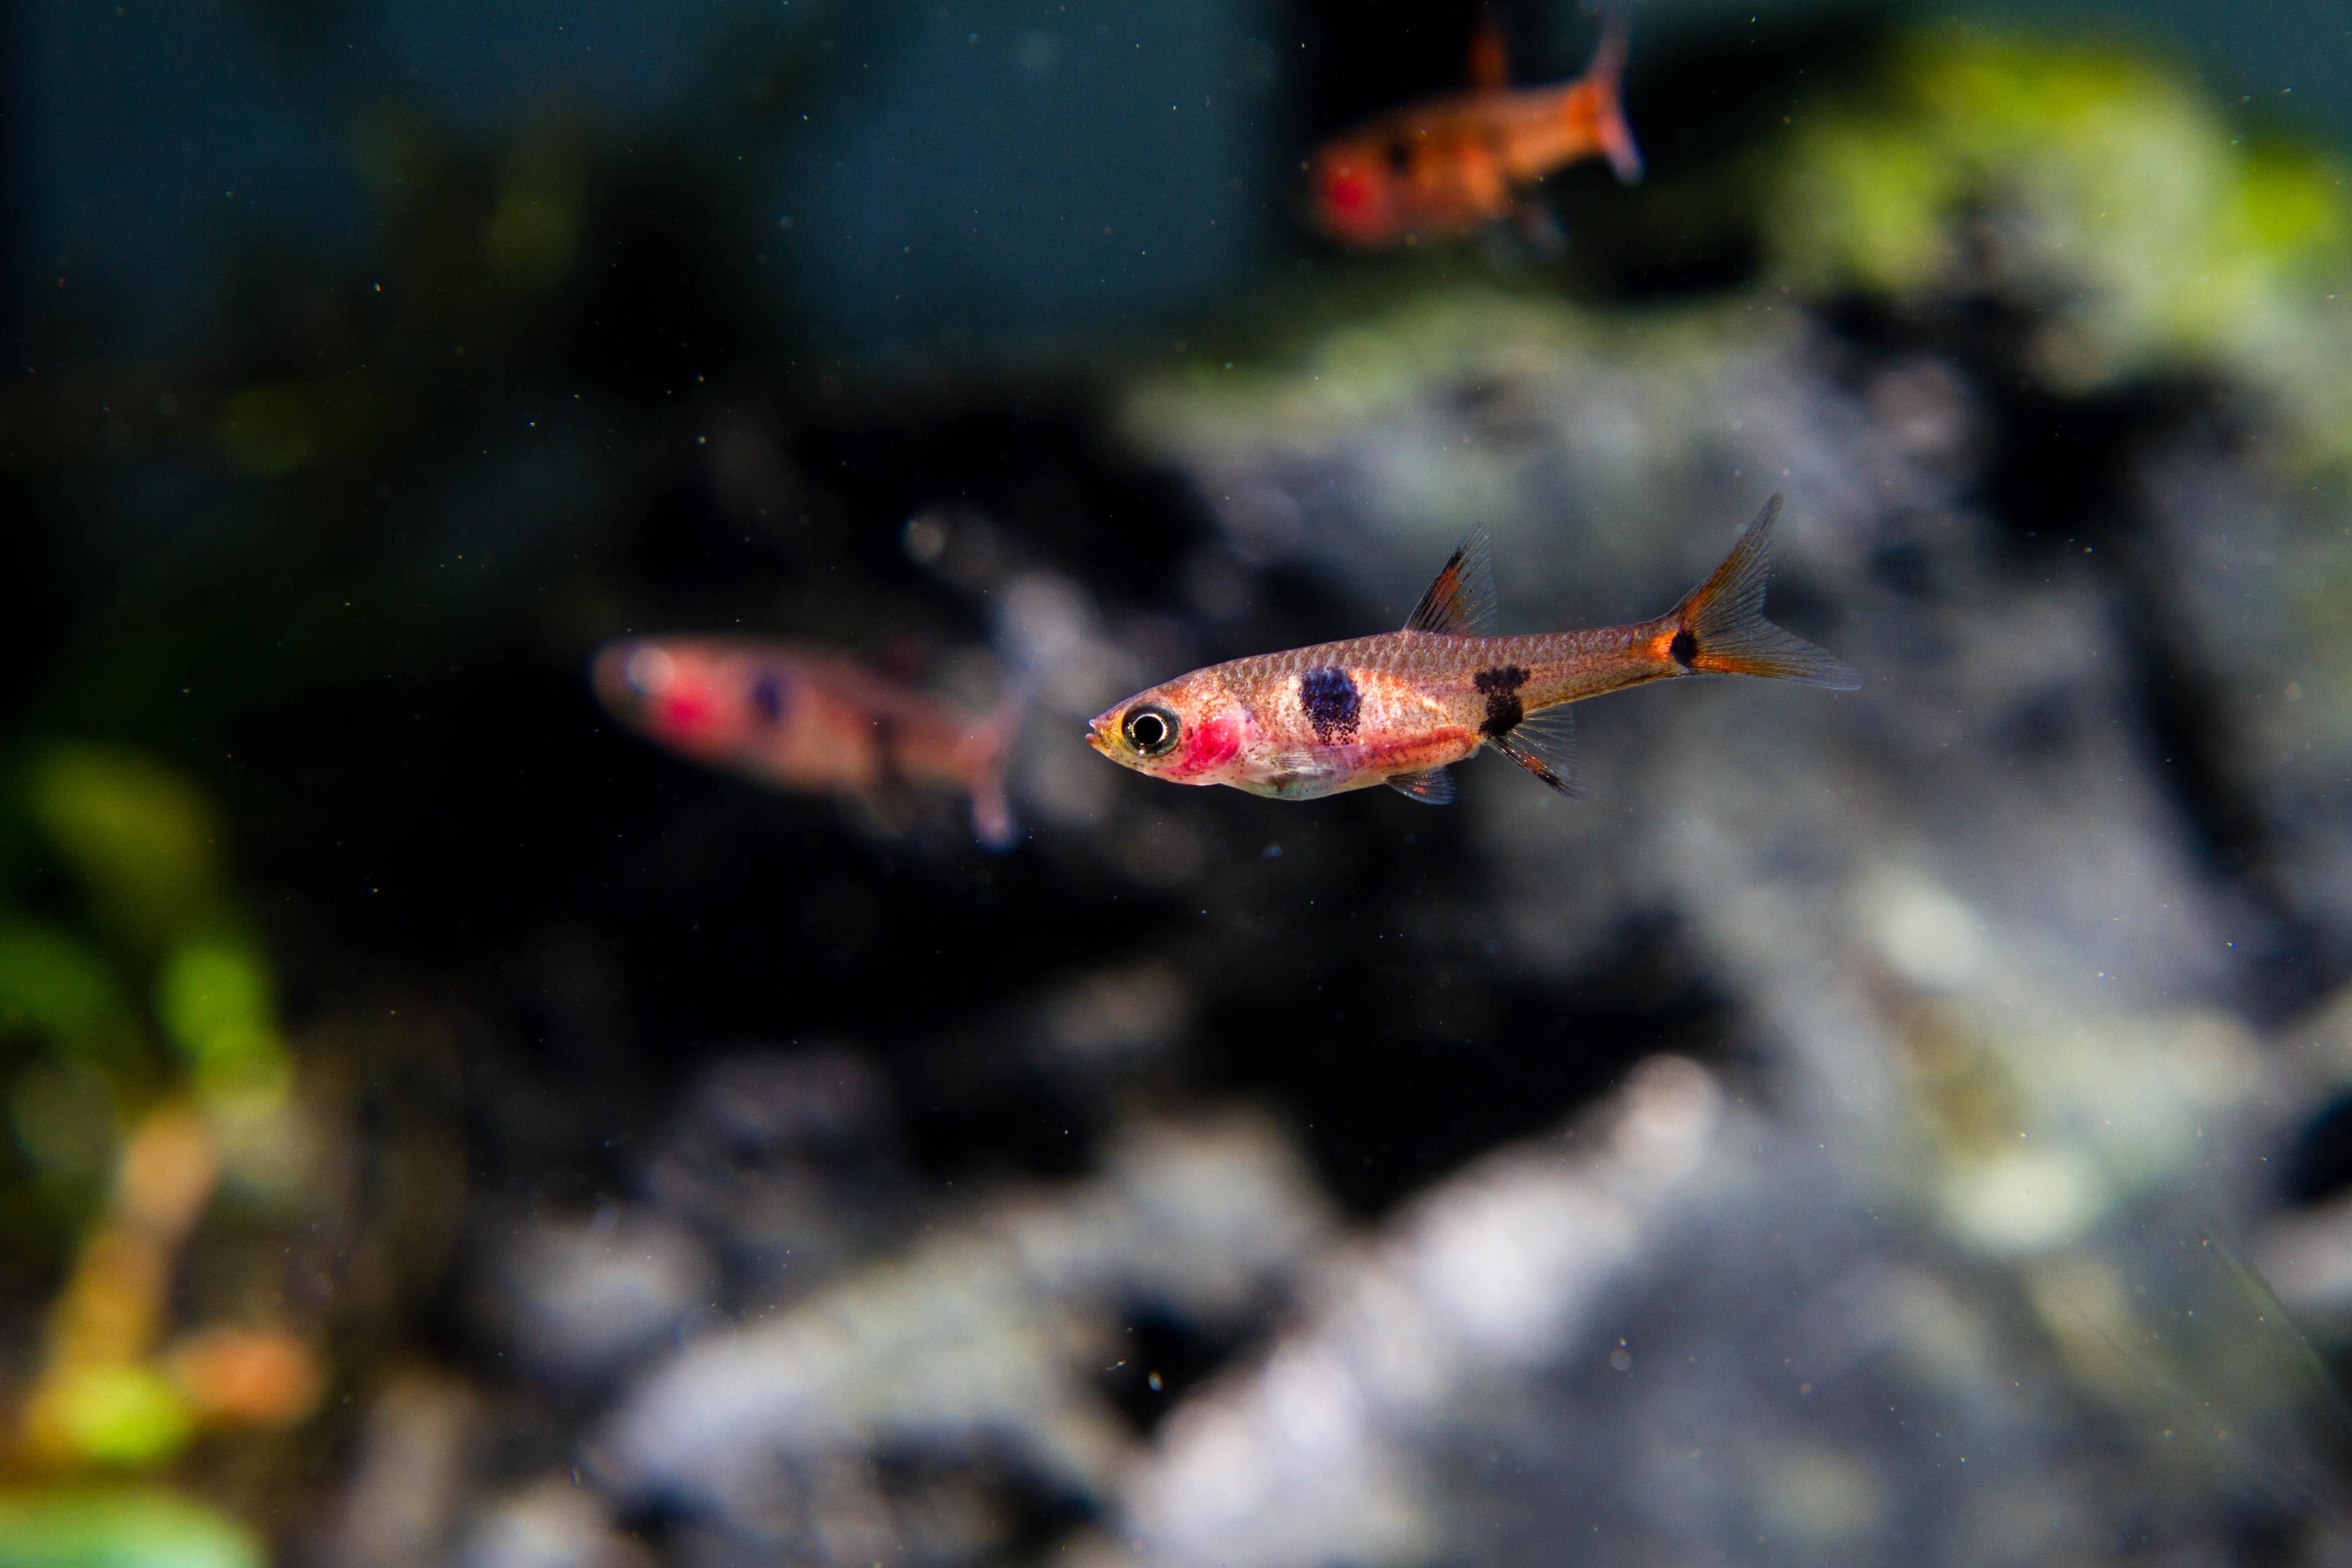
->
[963,674,1032,851]
[1666,496,1861,690]
[1578,12,1643,184]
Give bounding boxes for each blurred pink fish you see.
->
[592,637,1023,848]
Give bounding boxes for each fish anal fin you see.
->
[1490,705,1589,799]
[1467,18,1509,91]
[1387,766,1455,805]
[1404,526,1499,636]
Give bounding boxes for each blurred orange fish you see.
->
[1087,496,1856,804]
[593,638,1024,848]
[1307,15,1642,250]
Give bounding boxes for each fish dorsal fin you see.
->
[1489,704,1590,799]
[1467,18,1509,91]
[1387,766,1455,804]
[1404,526,1498,636]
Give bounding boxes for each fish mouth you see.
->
[1083,710,1120,755]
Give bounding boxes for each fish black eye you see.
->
[1122,704,1180,758]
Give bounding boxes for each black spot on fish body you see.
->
[1474,665,1528,739]
[750,671,790,726]
[1299,667,1360,744]
[1669,629,1698,669]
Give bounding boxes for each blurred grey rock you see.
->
[329,1371,483,1568]
[2137,443,2352,970]
[1084,1054,2341,1568]
[481,1207,719,1386]
[639,1047,914,1303]
[1102,1055,1733,1567]
[590,1113,1335,1556]
[458,1481,653,1568]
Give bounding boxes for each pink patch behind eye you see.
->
[1169,714,1240,778]
[655,691,717,741]
[1325,167,1371,217]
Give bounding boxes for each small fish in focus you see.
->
[1306,14,1642,251]
[593,638,1026,848]
[1087,496,1857,805]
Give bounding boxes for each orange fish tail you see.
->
[1666,496,1861,689]
[1577,12,1643,184]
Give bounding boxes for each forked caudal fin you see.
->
[1667,495,1861,690]
[1579,12,1643,184]
[962,675,1034,850]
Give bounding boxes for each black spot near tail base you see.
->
[1474,665,1528,738]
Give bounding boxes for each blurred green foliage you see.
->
[23,752,227,957]
[39,1372,195,1474]
[1768,26,2352,462]
[0,1491,260,1568]
[0,745,290,1277]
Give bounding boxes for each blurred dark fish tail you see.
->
[964,677,1033,851]
[1668,495,1861,690]
[1580,11,1644,183]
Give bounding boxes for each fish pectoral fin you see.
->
[1404,525,1499,636]
[1386,766,1456,805]
[1489,705,1591,799]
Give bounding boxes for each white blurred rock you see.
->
[458,1481,651,1568]
[483,1207,718,1384]
[590,1113,1335,1544]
